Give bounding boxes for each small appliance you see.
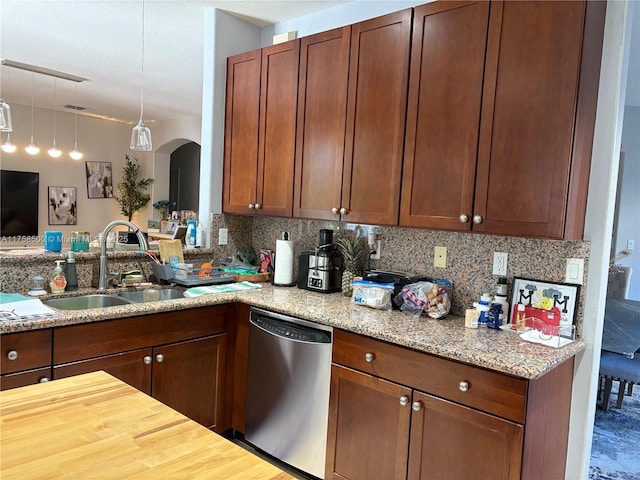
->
[297,229,343,293]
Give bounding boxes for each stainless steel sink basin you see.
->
[117,288,185,303]
[43,294,135,310]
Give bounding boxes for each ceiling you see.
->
[0,0,351,125]
[0,0,638,129]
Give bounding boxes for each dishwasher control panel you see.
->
[251,315,331,343]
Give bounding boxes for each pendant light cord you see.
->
[52,78,57,136]
[74,82,78,139]
[30,73,35,133]
[140,0,145,119]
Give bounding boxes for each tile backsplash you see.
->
[209,214,590,328]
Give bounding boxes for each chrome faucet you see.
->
[98,220,149,290]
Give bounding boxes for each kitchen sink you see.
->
[116,288,185,303]
[43,294,135,310]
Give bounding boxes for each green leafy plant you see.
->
[115,155,154,221]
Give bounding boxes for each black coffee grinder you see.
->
[297,229,343,293]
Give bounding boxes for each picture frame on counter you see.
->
[85,161,113,199]
[509,277,580,327]
[48,186,77,225]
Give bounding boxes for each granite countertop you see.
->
[0,284,585,380]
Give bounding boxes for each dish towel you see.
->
[184,281,262,297]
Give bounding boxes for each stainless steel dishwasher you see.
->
[245,307,333,479]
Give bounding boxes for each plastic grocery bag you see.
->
[351,280,395,310]
[394,281,451,319]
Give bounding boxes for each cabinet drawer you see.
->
[54,305,230,364]
[333,329,527,423]
[1,329,52,374]
[1,367,52,390]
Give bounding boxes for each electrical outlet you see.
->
[493,252,508,276]
[628,239,635,251]
[434,246,447,268]
[218,228,228,246]
[370,240,381,260]
[565,258,584,285]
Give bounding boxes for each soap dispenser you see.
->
[50,260,67,293]
[64,251,78,291]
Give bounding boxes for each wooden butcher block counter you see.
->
[0,371,293,479]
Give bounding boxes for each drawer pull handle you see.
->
[39,377,50,383]
[399,395,409,406]
[331,207,339,214]
[473,215,483,224]
[7,350,18,361]
[459,381,470,392]
[255,203,262,210]
[248,203,255,209]
[412,401,422,412]
[364,352,374,363]
[155,354,164,363]
[459,214,469,223]
[143,356,152,365]
[339,207,348,215]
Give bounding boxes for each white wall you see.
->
[613,105,640,300]
[566,1,632,478]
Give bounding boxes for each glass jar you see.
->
[70,231,90,251]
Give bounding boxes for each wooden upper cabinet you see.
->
[257,40,300,217]
[473,0,603,239]
[294,27,351,221]
[223,41,299,217]
[343,10,412,225]
[400,1,490,230]
[223,49,261,215]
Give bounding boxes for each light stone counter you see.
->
[0,284,585,380]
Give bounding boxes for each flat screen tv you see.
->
[1,170,39,237]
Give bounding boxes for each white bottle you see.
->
[196,223,205,247]
[186,223,196,247]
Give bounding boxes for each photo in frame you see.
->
[48,186,77,225]
[85,161,113,198]
[509,277,580,327]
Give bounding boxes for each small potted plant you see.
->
[153,200,176,221]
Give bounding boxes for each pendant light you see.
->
[48,78,62,158]
[25,73,40,155]
[69,82,83,160]
[1,69,16,152]
[130,0,152,151]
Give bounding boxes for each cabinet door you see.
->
[223,49,261,214]
[474,1,588,238]
[1,367,52,391]
[326,364,412,480]
[54,348,153,395]
[256,40,299,217]
[294,27,351,221]
[342,10,412,225]
[152,334,227,430]
[1,329,51,375]
[400,1,490,230]
[407,391,523,480]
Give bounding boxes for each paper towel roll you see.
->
[273,239,295,286]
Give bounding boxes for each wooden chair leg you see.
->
[602,377,613,410]
[616,380,627,409]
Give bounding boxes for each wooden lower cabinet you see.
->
[408,391,523,480]
[52,306,231,431]
[327,329,573,480]
[1,329,52,390]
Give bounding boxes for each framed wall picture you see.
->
[509,277,580,327]
[48,186,77,225]
[85,161,114,198]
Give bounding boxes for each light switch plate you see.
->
[434,246,447,268]
[565,258,584,285]
[218,228,228,246]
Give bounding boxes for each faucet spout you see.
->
[98,220,149,290]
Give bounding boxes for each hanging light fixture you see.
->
[25,73,40,155]
[1,69,16,152]
[69,82,83,160]
[48,78,62,158]
[131,0,152,151]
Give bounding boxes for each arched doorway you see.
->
[170,142,200,211]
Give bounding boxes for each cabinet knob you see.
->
[459,214,469,223]
[339,207,348,215]
[143,356,152,365]
[412,401,422,412]
[7,350,18,361]
[399,395,409,406]
[458,381,470,392]
[39,377,50,383]
[155,354,164,363]
[364,352,374,363]
[255,203,262,210]
[473,215,483,224]
[331,207,339,215]
[248,203,255,209]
